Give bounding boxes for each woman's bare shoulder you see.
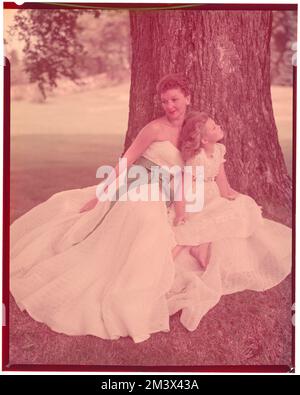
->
[140,117,168,140]
[143,117,164,130]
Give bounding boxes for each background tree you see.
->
[127,10,293,226]
[78,11,130,81]
[9,9,100,98]
[8,9,130,95]
[4,48,27,85]
[271,10,297,85]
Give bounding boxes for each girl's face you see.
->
[161,88,190,121]
[199,118,224,143]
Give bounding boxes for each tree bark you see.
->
[127,10,292,226]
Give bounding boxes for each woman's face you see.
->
[160,88,190,121]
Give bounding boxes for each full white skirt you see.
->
[10,183,292,342]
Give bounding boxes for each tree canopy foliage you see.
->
[9,9,100,97]
[7,8,295,97]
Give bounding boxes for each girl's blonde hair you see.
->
[179,111,210,161]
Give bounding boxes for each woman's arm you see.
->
[80,124,160,212]
[122,124,160,166]
[104,123,160,190]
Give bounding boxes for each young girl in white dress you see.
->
[172,111,275,270]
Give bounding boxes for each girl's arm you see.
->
[173,157,198,225]
[173,171,187,225]
[216,163,239,200]
[173,200,186,226]
[80,124,160,212]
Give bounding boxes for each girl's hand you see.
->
[79,197,98,213]
[225,189,239,200]
[173,214,187,226]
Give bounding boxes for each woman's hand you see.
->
[79,197,98,213]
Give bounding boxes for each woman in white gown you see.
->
[10,74,292,344]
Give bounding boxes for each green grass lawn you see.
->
[10,82,130,220]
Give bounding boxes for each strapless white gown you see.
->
[10,141,292,343]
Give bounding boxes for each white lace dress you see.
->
[173,143,264,245]
[168,143,291,330]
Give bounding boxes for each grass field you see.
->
[8,83,293,367]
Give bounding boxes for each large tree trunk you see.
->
[126,10,292,226]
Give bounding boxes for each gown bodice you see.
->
[142,140,184,169]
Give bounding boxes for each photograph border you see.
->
[2,1,297,373]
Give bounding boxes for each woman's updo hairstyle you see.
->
[156,73,190,97]
[179,111,210,161]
